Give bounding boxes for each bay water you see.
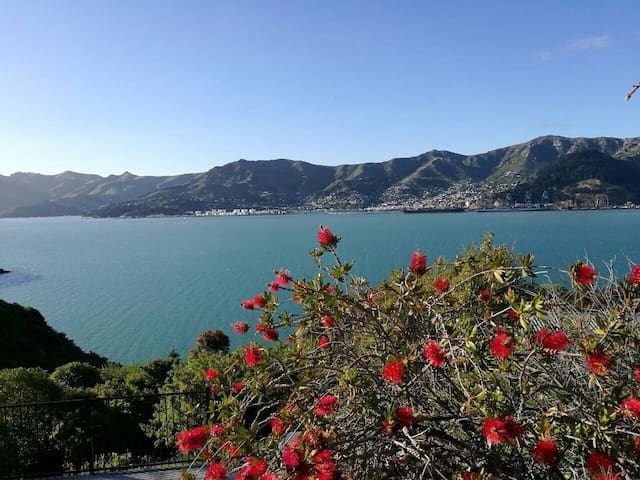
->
[1,211,639,364]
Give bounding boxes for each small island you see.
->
[0,268,10,274]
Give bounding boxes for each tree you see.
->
[178,227,640,480]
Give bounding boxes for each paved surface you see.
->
[50,466,205,480]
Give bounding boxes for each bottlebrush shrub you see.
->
[179,232,640,480]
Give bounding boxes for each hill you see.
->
[0,299,107,371]
[500,150,640,206]
[3,135,640,217]
[0,171,201,217]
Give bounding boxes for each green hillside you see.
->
[0,299,106,371]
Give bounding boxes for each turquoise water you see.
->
[1,211,639,363]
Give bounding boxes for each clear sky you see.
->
[0,0,638,176]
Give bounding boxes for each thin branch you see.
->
[625,82,640,101]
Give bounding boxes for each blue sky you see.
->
[0,0,638,176]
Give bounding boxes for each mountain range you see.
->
[2,135,640,218]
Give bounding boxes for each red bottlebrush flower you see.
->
[315,453,338,480]
[410,250,427,274]
[283,444,304,468]
[245,345,261,367]
[252,293,266,308]
[382,359,405,384]
[204,368,218,381]
[424,339,446,367]
[325,285,333,292]
[586,451,615,475]
[628,265,640,285]
[205,462,227,480]
[508,309,520,320]
[502,416,524,443]
[317,226,336,246]
[482,417,506,445]
[262,327,279,342]
[586,351,612,376]
[241,300,254,310]
[621,397,640,417]
[478,289,491,303]
[232,321,249,334]
[269,280,279,292]
[534,439,559,465]
[270,417,287,435]
[176,425,210,452]
[491,329,514,359]
[395,406,416,426]
[318,335,330,349]
[231,382,244,394]
[315,395,337,416]
[636,366,640,382]
[533,329,570,351]
[210,424,224,437]
[222,441,241,458]
[434,277,449,293]
[241,457,268,478]
[322,315,333,327]
[575,264,597,286]
[276,268,292,286]
[312,450,332,464]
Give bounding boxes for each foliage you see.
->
[179,227,640,480]
[51,362,102,390]
[0,367,62,404]
[194,330,231,355]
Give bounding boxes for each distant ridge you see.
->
[1,135,639,217]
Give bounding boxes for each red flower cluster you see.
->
[269,269,293,292]
[204,368,218,381]
[424,340,446,367]
[245,345,261,367]
[533,329,570,351]
[231,382,244,393]
[434,277,449,293]
[318,335,330,349]
[232,321,249,334]
[270,417,288,435]
[317,226,337,247]
[382,359,405,384]
[322,315,333,327]
[410,250,427,275]
[478,289,491,303]
[586,451,616,479]
[491,329,514,359]
[282,436,338,480]
[482,416,523,445]
[236,457,275,480]
[621,397,640,417]
[176,425,210,453]
[628,264,640,285]
[315,395,337,416]
[205,462,227,480]
[636,366,640,382]
[586,351,612,376]
[533,439,559,465]
[256,323,279,342]
[575,264,597,286]
[395,406,416,426]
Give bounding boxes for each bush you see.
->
[51,362,102,390]
[181,228,640,480]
